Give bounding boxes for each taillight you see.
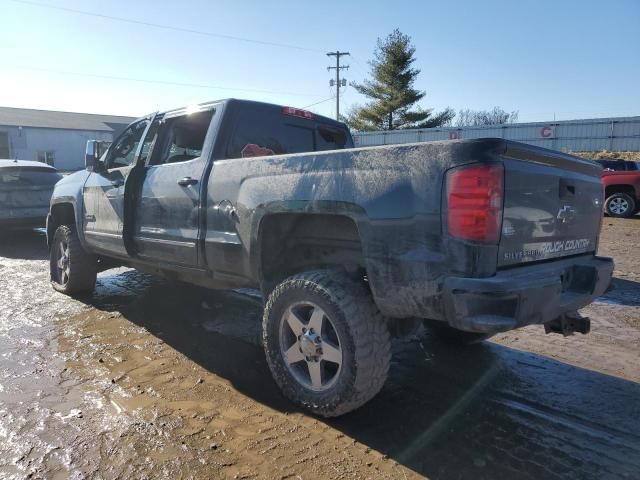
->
[282,106,314,120]
[446,163,504,243]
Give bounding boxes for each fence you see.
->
[352,116,640,152]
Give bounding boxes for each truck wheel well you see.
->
[48,203,75,244]
[605,185,636,200]
[259,214,365,296]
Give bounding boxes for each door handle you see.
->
[111,179,124,187]
[178,177,198,187]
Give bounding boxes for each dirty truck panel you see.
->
[46,98,613,417]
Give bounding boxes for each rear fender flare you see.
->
[250,202,370,287]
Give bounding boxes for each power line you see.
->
[347,54,368,76]
[302,96,336,109]
[7,0,324,53]
[7,64,326,97]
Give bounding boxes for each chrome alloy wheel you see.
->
[55,239,70,285]
[609,197,630,215]
[279,302,343,391]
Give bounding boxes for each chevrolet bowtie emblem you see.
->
[557,205,576,223]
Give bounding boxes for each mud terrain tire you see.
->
[50,225,97,295]
[263,270,391,417]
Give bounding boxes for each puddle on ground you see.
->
[1,230,640,479]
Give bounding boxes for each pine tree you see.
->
[346,29,453,131]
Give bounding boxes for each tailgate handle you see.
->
[559,179,575,198]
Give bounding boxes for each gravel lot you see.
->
[0,219,639,479]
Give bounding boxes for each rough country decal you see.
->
[504,238,591,261]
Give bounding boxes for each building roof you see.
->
[0,106,136,132]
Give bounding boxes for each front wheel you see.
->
[50,225,97,295]
[605,193,636,218]
[263,270,391,417]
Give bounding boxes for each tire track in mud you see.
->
[2,226,640,479]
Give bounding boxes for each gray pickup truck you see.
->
[47,99,613,416]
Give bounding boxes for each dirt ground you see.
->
[572,151,640,161]
[0,219,639,480]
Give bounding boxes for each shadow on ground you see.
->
[595,277,640,306]
[0,228,48,260]
[81,268,640,480]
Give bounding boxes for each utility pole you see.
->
[327,51,349,120]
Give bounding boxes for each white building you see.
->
[0,107,135,171]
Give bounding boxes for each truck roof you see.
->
[143,99,346,129]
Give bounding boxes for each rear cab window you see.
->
[597,160,635,171]
[224,102,353,159]
[0,167,61,188]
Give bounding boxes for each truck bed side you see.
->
[205,138,506,317]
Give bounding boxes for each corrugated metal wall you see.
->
[352,116,640,152]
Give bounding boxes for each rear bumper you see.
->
[442,255,614,333]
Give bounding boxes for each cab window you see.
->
[227,114,315,159]
[225,106,353,159]
[317,125,349,150]
[139,121,160,164]
[150,110,214,166]
[106,120,149,169]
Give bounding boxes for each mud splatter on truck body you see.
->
[46,99,613,416]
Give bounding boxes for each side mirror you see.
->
[85,140,111,171]
[85,140,99,170]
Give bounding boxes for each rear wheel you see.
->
[263,270,391,417]
[605,193,636,218]
[426,321,493,346]
[50,225,97,295]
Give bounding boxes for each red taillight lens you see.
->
[446,163,504,243]
[282,106,314,120]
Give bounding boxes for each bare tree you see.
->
[454,107,518,127]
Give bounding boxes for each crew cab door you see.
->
[132,107,215,267]
[82,117,153,256]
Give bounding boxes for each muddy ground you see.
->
[0,219,639,480]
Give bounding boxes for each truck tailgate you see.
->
[498,144,603,267]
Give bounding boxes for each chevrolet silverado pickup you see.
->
[47,99,614,416]
[601,167,640,217]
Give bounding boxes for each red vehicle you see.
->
[601,168,640,217]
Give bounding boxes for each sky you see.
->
[0,0,639,123]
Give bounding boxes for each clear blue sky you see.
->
[1,0,638,123]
